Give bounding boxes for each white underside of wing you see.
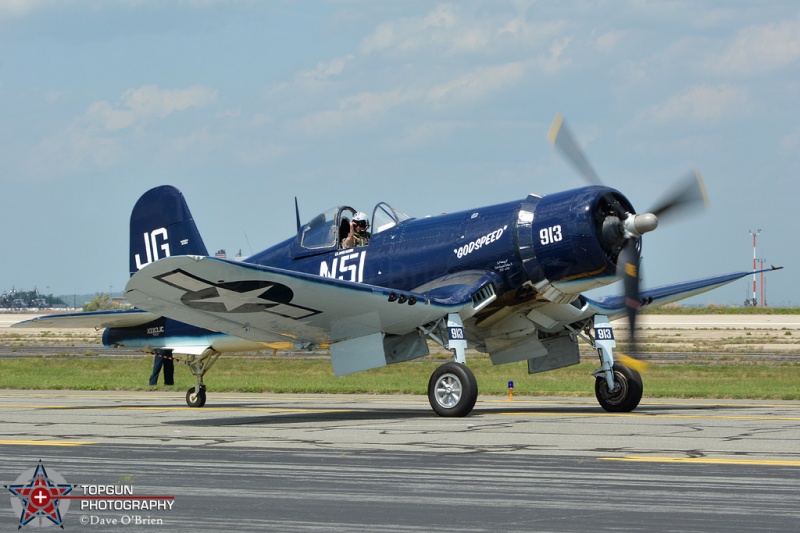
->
[125,256,464,346]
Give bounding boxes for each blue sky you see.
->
[2,1,798,306]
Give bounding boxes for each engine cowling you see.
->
[517,186,639,302]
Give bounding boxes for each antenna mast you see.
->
[747,229,761,307]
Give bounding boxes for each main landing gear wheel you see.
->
[428,362,478,417]
[186,385,207,408]
[595,362,642,413]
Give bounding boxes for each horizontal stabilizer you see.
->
[12,308,162,329]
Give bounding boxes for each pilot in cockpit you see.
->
[342,212,371,249]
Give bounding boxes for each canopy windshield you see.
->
[372,202,413,234]
[296,202,413,254]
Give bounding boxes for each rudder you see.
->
[130,185,209,276]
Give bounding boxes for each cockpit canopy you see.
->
[292,202,413,257]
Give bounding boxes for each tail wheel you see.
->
[427,362,478,417]
[186,385,207,408]
[595,362,642,412]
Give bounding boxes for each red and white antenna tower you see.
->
[748,229,761,307]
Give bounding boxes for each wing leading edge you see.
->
[12,308,162,329]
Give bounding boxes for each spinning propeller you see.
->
[548,113,709,368]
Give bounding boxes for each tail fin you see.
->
[130,185,208,276]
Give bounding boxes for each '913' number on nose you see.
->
[539,225,563,245]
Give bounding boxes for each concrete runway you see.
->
[2,390,799,531]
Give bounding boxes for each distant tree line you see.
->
[82,294,125,312]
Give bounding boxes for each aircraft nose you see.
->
[624,212,658,237]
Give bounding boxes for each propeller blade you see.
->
[617,238,649,372]
[649,169,709,221]
[617,353,649,373]
[618,238,641,335]
[547,113,603,186]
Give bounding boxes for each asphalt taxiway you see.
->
[1,391,799,531]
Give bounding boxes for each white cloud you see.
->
[426,62,527,107]
[264,55,354,106]
[282,58,533,139]
[78,85,218,133]
[286,89,415,137]
[28,84,218,176]
[359,3,552,56]
[0,0,52,18]
[360,4,465,55]
[709,16,800,75]
[393,120,459,150]
[644,84,749,123]
[28,124,123,177]
[495,15,568,57]
[164,127,213,155]
[537,36,572,74]
[595,30,624,53]
[295,55,354,87]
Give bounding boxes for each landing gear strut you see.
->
[181,348,220,408]
[595,362,642,412]
[589,315,643,412]
[422,314,478,417]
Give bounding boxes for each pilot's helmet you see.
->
[353,212,370,229]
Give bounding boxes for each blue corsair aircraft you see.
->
[15,115,781,416]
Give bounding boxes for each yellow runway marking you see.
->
[600,456,800,467]
[0,439,96,447]
[498,411,800,421]
[117,407,361,413]
[484,398,800,409]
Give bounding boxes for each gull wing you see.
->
[125,256,468,346]
[584,268,782,320]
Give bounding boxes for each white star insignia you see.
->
[202,285,272,312]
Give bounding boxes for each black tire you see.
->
[595,362,643,412]
[186,386,207,408]
[427,362,478,417]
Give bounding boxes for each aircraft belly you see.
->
[486,329,579,370]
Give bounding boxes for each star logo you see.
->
[6,461,74,529]
[196,284,282,312]
[155,269,320,319]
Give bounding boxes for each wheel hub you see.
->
[598,371,629,406]
[435,374,462,408]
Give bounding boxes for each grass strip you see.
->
[1,356,799,400]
